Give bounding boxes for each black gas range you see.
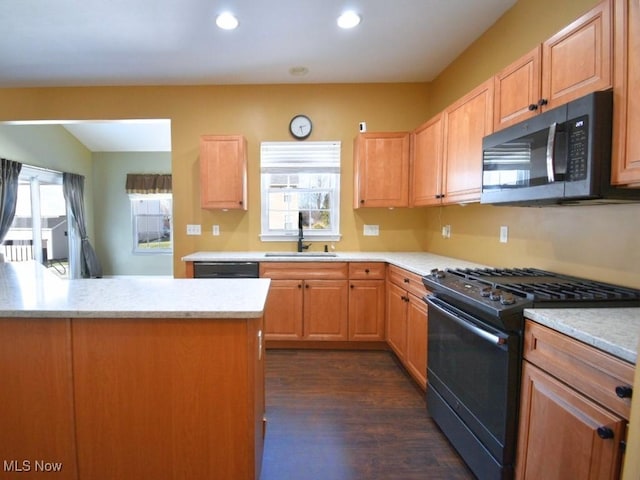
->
[423,267,640,331]
[421,268,639,480]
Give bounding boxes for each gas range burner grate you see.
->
[445,268,640,304]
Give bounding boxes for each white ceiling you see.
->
[0,0,517,151]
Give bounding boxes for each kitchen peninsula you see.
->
[0,261,270,480]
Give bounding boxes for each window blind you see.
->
[260,141,341,174]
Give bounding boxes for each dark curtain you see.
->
[63,172,103,278]
[0,158,22,244]
[126,174,172,194]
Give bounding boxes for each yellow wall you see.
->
[0,84,431,276]
[418,0,640,289]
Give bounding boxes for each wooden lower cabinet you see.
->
[348,279,386,341]
[303,280,349,340]
[385,265,428,389]
[0,318,77,479]
[263,279,304,340]
[516,320,632,480]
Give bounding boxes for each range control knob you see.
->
[430,268,446,279]
[489,290,502,301]
[500,294,516,306]
[480,287,492,297]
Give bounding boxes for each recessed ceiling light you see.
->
[337,11,361,29]
[216,12,239,30]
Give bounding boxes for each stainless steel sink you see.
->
[264,252,337,257]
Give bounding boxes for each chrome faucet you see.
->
[297,212,310,252]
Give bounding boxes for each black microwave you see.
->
[481,89,640,205]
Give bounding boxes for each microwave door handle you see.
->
[426,296,506,347]
[546,122,557,183]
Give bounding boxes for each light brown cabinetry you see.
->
[353,132,410,208]
[0,318,77,479]
[442,78,494,204]
[516,320,633,480]
[612,0,640,185]
[260,262,349,341]
[385,265,428,388]
[0,316,265,480]
[494,1,612,131]
[200,134,247,210]
[411,113,444,206]
[348,262,386,341]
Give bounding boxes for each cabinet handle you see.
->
[538,98,548,107]
[615,385,633,398]
[239,200,243,205]
[298,284,302,289]
[365,269,370,274]
[597,427,614,440]
[403,278,410,283]
[350,284,355,289]
[360,199,365,204]
[305,284,309,289]
[528,103,538,111]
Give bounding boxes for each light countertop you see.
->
[184,251,640,363]
[0,261,270,319]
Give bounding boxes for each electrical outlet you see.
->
[186,224,201,236]
[442,225,451,238]
[363,224,379,236]
[212,225,220,236]
[500,225,509,243]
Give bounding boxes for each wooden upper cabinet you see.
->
[612,0,640,186]
[493,46,542,130]
[200,134,247,210]
[354,132,410,208]
[542,0,612,110]
[411,113,444,206]
[442,78,494,204]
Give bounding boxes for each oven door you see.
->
[425,295,521,479]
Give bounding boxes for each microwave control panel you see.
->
[567,116,588,181]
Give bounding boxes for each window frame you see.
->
[260,141,341,242]
[129,193,173,255]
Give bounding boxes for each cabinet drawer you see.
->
[259,262,348,280]
[523,320,634,419]
[387,265,427,298]
[349,262,386,280]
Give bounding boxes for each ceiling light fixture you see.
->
[337,11,361,29]
[216,12,239,30]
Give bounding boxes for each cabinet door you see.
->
[411,114,444,206]
[405,294,427,389]
[200,135,247,210]
[263,279,304,340]
[348,279,386,341]
[442,78,494,204]
[612,0,640,185]
[493,46,542,130]
[303,280,349,340]
[386,281,408,360]
[542,0,612,110]
[353,132,410,208]
[516,362,625,480]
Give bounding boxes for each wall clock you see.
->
[289,114,312,140]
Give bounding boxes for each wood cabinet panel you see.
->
[612,0,640,185]
[406,294,428,389]
[200,135,247,210]
[387,265,426,299]
[72,317,264,480]
[442,78,494,204]
[516,361,625,480]
[348,262,386,280]
[493,46,542,130]
[348,279,386,341]
[542,0,612,109]
[263,279,304,340]
[259,262,348,280]
[354,132,410,208]
[386,281,408,360]
[303,280,349,340]
[0,319,77,480]
[523,321,634,419]
[411,114,444,206]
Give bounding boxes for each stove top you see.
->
[423,267,640,327]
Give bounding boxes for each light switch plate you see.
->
[363,224,379,236]
[500,225,508,243]
[212,225,220,236]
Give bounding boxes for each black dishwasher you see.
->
[193,261,259,278]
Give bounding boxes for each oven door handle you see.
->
[426,296,507,346]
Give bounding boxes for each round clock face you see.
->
[289,115,312,140]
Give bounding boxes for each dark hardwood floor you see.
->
[260,349,474,480]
